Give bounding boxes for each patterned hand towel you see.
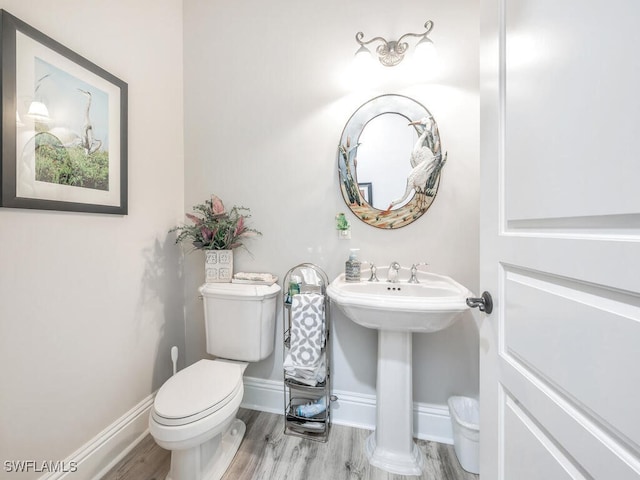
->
[283,292,326,386]
[287,293,325,367]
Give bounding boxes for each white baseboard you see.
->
[40,375,452,480]
[241,376,285,414]
[40,394,154,480]
[241,376,453,444]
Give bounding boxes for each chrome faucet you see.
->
[408,262,428,283]
[408,264,419,283]
[387,262,401,283]
[362,261,380,282]
[368,263,380,282]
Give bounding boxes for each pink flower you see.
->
[211,195,225,215]
[234,216,245,236]
[186,213,203,225]
[201,226,215,243]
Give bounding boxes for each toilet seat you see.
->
[152,359,243,427]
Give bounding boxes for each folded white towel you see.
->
[284,354,326,386]
[232,272,277,285]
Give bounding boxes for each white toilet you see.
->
[149,282,281,480]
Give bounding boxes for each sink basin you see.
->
[327,268,472,476]
[327,270,471,332]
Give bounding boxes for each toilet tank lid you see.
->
[199,282,281,300]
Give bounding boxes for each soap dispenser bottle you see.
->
[345,248,361,282]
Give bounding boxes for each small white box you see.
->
[448,396,480,474]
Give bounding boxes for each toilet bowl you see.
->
[149,360,247,480]
[149,282,280,480]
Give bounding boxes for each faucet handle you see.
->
[369,264,380,282]
[363,260,379,282]
[408,262,428,283]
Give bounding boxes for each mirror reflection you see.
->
[337,94,447,229]
[356,113,416,210]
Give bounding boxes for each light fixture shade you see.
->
[352,44,376,81]
[348,43,378,88]
[354,44,373,64]
[27,101,50,121]
[414,36,438,64]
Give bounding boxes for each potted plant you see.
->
[170,194,261,282]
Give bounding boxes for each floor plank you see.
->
[102,409,478,480]
[101,433,170,480]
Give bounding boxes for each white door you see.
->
[479,0,640,478]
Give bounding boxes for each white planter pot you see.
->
[204,249,233,283]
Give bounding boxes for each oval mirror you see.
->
[337,94,447,229]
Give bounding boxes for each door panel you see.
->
[504,267,640,448]
[502,361,640,480]
[504,395,586,480]
[480,0,640,478]
[504,0,640,221]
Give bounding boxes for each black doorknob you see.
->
[466,291,493,314]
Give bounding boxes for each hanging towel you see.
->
[283,293,325,385]
[288,293,324,367]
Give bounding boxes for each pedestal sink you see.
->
[327,268,471,475]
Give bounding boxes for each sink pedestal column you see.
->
[365,330,424,475]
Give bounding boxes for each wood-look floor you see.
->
[102,409,478,480]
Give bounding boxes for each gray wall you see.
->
[183,0,480,406]
[0,1,185,476]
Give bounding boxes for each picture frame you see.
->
[0,10,128,214]
[358,182,373,205]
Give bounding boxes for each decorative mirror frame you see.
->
[337,94,446,229]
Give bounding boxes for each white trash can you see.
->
[448,396,479,474]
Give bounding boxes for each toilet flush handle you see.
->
[171,346,179,376]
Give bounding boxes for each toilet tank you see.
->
[199,282,281,362]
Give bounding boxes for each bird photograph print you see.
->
[29,57,110,191]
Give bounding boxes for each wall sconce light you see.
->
[354,20,437,67]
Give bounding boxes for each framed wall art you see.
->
[358,182,372,205]
[0,10,128,214]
